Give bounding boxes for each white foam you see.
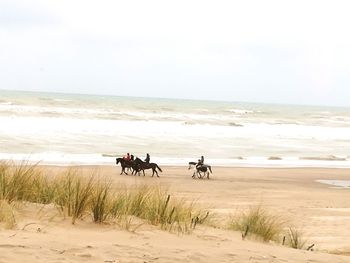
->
[0,152,115,166]
[227,108,255,114]
[1,93,350,166]
[1,153,350,168]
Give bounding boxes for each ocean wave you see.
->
[1,92,350,165]
[228,122,243,127]
[0,101,13,105]
[300,155,347,161]
[53,99,72,103]
[227,108,255,114]
[268,156,282,160]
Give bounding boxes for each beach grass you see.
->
[53,169,95,224]
[0,162,210,233]
[108,184,209,233]
[0,161,40,203]
[228,205,285,242]
[284,227,307,249]
[90,179,112,223]
[0,199,16,229]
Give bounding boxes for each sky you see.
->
[0,0,350,107]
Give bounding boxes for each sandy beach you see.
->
[1,165,350,263]
[2,0,350,262]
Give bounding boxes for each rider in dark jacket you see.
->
[144,153,150,163]
[196,155,204,167]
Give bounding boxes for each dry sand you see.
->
[1,165,350,262]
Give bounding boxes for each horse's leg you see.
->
[123,167,128,175]
[153,168,159,177]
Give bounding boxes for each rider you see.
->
[124,153,131,161]
[196,156,205,169]
[197,155,204,166]
[144,153,150,163]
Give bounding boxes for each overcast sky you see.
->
[1,0,350,107]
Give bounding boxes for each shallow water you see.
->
[316,180,350,189]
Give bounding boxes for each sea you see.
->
[1,89,350,167]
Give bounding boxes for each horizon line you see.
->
[1,88,349,109]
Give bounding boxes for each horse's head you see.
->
[188,161,197,170]
[116,158,121,164]
[134,157,143,164]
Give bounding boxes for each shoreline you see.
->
[1,155,350,169]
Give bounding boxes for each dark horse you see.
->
[188,162,212,179]
[116,157,134,175]
[133,157,162,177]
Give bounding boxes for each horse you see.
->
[188,162,212,179]
[133,157,162,177]
[116,157,134,175]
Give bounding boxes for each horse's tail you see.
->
[156,164,162,172]
[208,166,212,173]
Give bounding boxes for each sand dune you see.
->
[1,165,350,262]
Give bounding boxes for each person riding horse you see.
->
[144,153,150,163]
[188,156,212,179]
[116,157,134,175]
[133,157,162,177]
[196,156,205,170]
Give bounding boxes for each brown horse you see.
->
[133,157,162,177]
[116,157,134,175]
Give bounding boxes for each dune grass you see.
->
[0,161,41,203]
[228,206,285,242]
[90,179,112,223]
[284,227,307,249]
[1,162,312,247]
[0,162,210,233]
[107,184,208,233]
[228,206,309,249]
[54,169,95,224]
[0,200,16,229]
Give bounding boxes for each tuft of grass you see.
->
[134,186,209,233]
[228,206,285,242]
[109,185,210,233]
[53,169,95,224]
[90,179,112,223]
[284,227,307,249]
[0,200,16,229]
[0,161,41,203]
